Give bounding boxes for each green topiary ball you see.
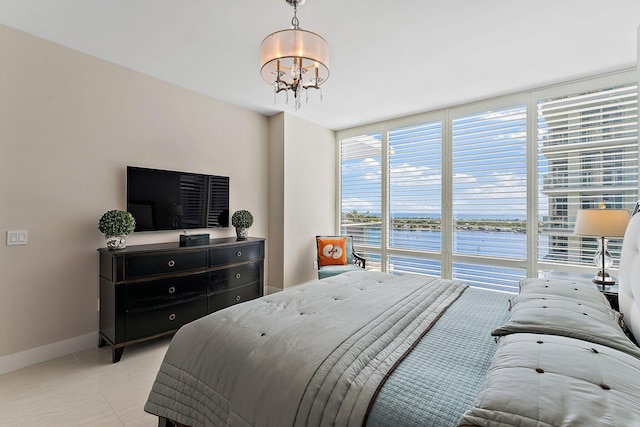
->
[98,210,136,235]
[231,210,254,228]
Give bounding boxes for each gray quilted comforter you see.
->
[144,271,469,427]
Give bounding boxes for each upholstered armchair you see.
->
[316,235,366,279]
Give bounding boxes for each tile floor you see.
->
[0,336,172,426]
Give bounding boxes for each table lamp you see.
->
[574,208,630,287]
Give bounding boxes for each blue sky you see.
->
[341,104,548,220]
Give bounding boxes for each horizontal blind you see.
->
[537,83,638,266]
[452,105,528,261]
[453,262,524,293]
[180,174,207,228]
[388,121,442,252]
[388,254,441,277]
[207,176,229,227]
[339,134,382,249]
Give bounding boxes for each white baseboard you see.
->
[0,332,98,375]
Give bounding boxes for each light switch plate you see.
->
[7,230,28,245]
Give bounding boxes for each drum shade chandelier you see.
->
[260,0,329,110]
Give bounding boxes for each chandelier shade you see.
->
[260,28,330,86]
[260,0,329,110]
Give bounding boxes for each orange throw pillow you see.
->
[317,237,348,266]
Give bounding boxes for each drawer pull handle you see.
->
[168,313,176,321]
[235,295,241,302]
[168,260,176,267]
[168,286,176,294]
[235,273,241,279]
[236,251,242,257]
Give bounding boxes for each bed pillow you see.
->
[492,297,640,359]
[458,333,640,426]
[518,277,611,308]
[509,293,618,318]
[317,237,348,266]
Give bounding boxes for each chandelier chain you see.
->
[291,2,299,28]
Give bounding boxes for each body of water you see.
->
[348,228,551,293]
[360,228,548,258]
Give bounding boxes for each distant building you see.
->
[538,85,638,264]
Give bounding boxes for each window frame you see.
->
[336,69,638,284]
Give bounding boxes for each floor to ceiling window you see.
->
[536,83,638,269]
[337,70,638,292]
[387,121,443,277]
[451,104,528,292]
[339,134,383,268]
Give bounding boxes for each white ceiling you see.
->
[1,0,639,130]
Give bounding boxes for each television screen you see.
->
[126,166,229,231]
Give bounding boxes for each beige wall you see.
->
[0,24,274,369]
[267,114,285,291]
[281,114,336,288]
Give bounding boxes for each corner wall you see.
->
[267,114,285,292]
[0,24,270,372]
[268,113,336,289]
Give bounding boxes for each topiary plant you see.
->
[231,210,254,229]
[98,210,136,235]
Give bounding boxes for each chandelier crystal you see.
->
[260,0,329,110]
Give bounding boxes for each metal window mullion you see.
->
[335,137,342,233]
[441,109,453,279]
[526,92,538,276]
[380,129,389,272]
[381,129,389,272]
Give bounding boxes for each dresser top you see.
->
[98,236,264,255]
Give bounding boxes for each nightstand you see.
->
[599,284,620,311]
[544,270,619,311]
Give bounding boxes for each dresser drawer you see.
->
[208,282,261,313]
[209,261,262,293]
[126,297,207,341]
[98,237,265,362]
[209,242,263,267]
[125,250,207,279]
[125,273,207,310]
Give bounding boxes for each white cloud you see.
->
[390,163,441,186]
[452,172,477,184]
[341,197,378,212]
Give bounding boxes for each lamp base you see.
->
[592,270,616,287]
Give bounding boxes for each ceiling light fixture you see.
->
[260,0,329,110]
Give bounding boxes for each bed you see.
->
[145,214,640,427]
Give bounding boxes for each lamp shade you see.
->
[260,28,330,85]
[574,209,630,238]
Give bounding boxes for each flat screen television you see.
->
[126,166,229,232]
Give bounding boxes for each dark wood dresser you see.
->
[98,237,265,362]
